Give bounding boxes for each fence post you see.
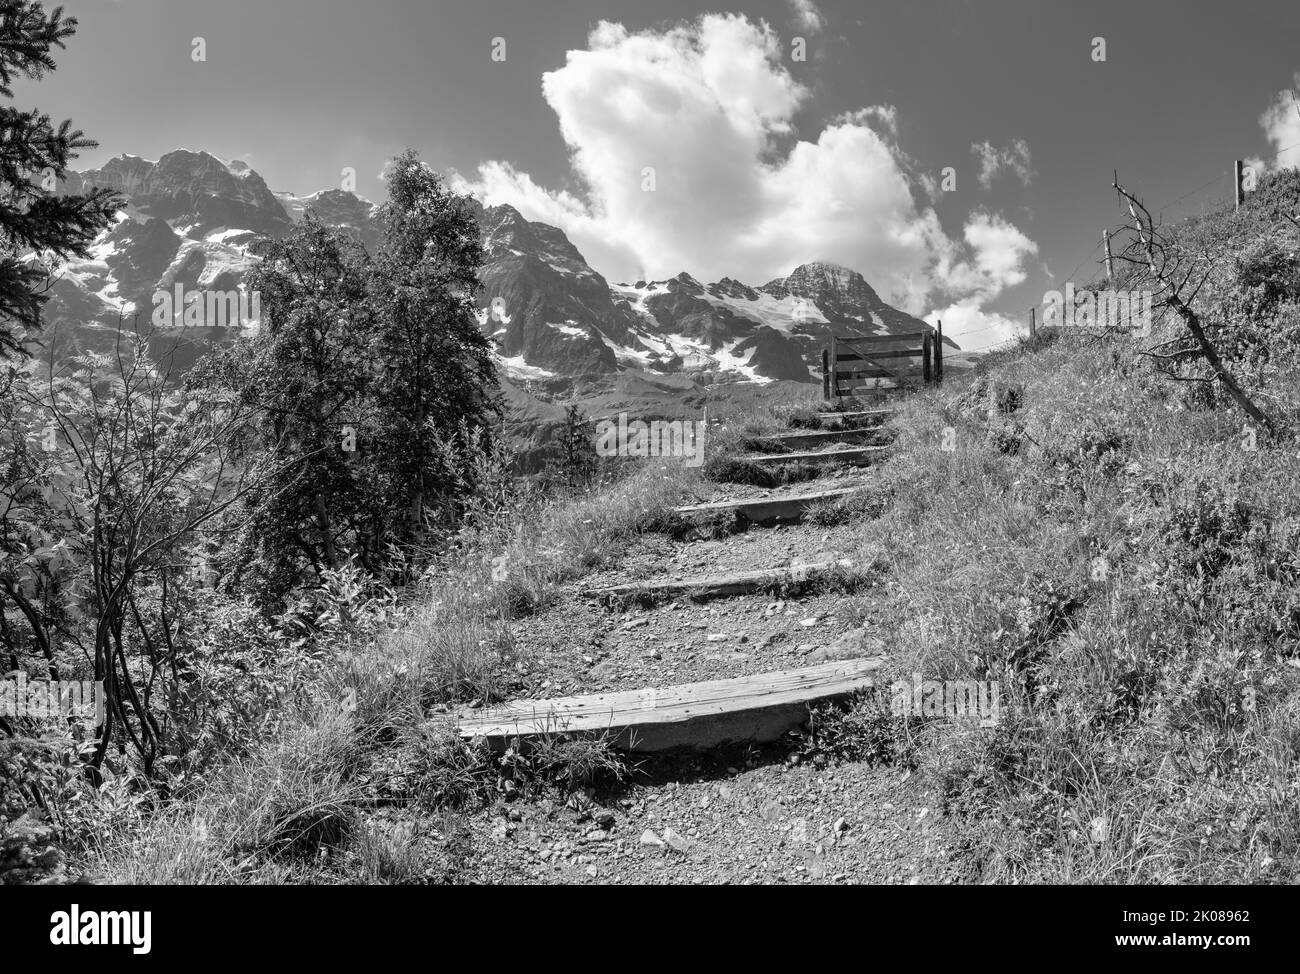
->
[922,332,932,386]
[1235,159,1244,209]
[934,320,944,385]
[1030,306,1036,338]
[829,334,838,404]
[821,348,830,400]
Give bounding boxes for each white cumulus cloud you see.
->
[452,13,1036,349]
[1254,75,1300,173]
[925,212,1038,348]
[925,302,1025,352]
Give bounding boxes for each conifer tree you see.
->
[0,1,119,357]
[367,150,497,534]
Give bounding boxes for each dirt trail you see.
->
[460,426,967,884]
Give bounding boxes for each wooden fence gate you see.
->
[821,327,943,404]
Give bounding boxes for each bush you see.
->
[498,732,628,795]
[802,691,919,768]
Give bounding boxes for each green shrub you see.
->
[802,691,919,768]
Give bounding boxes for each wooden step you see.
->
[837,379,920,395]
[810,409,893,425]
[749,428,890,452]
[740,446,889,468]
[584,559,853,603]
[673,484,864,525]
[457,657,883,752]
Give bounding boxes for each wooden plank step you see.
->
[750,428,889,451]
[740,446,889,468]
[673,484,864,524]
[583,558,853,603]
[810,409,894,425]
[457,657,883,752]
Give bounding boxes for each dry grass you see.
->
[818,328,1300,883]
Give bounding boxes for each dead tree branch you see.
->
[1111,174,1277,434]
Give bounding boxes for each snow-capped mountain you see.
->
[43,150,946,384]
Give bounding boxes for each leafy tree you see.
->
[201,151,500,600]
[0,1,119,357]
[198,215,375,594]
[366,150,498,537]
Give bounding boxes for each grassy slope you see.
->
[87,174,1300,885]
[844,328,1299,882]
[837,170,1300,880]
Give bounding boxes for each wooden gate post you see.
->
[821,348,830,400]
[829,334,838,404]
[934,321,944,385]
[922,332,932,386]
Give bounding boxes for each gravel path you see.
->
[462,743,970,885]
[509,522,888,695]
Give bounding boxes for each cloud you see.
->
[788,0,825,34]
[925,302,1024,351]
[1255,75,1300,172]
[971,139,1035,189]
[452,13,1036,345]
[925,212,1037,348]
[839,104,897,140]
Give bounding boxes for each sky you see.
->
[14,0,1300,350]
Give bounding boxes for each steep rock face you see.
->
[278,189,383,251]
[472,202,638,376]
[65,150,292,239]
[731,329,817,381]
[643,273,753,347]
[709,277,760,301]
[100,217,181,307]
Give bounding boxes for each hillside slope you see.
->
[68,173,1300,889]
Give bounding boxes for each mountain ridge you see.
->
[45,151,952,385]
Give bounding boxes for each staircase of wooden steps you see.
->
[456,401,904,754]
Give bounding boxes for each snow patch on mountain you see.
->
[496,353,556,380]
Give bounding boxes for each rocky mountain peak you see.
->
[66,149,292,239]
[709,276,759,301]
[766,261,880,304]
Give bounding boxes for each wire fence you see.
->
[952,139,1300,356]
